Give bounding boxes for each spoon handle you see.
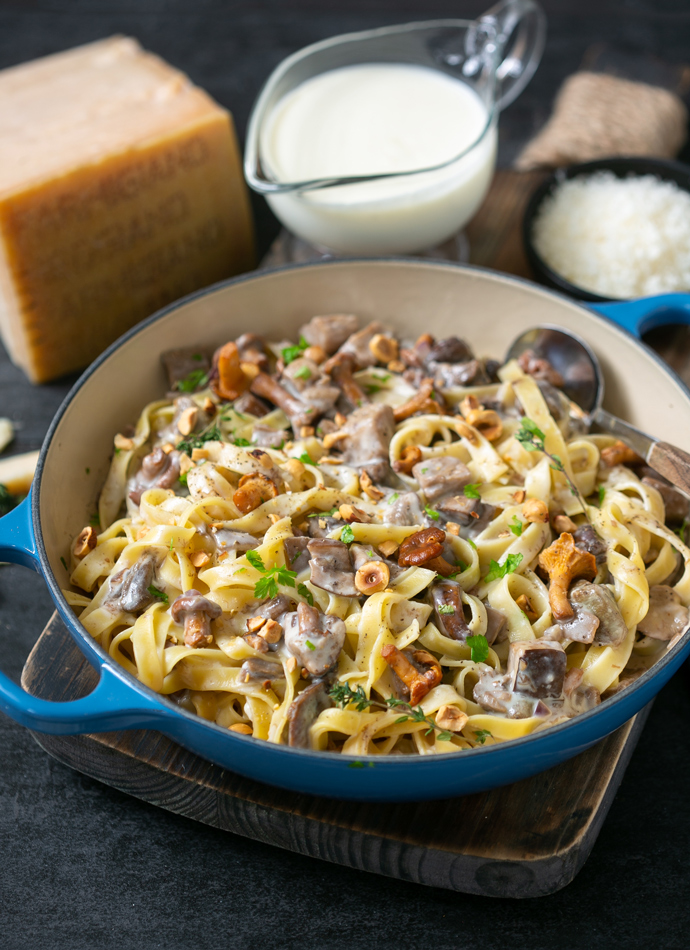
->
[647,443,690,497]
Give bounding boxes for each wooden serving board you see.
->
[23,612,650,898]
[21,171,654,898]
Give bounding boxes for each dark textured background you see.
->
[1,2,690,948]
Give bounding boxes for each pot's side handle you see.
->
[0,495,163,734]
[591,293,690,338]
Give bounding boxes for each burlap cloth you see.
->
[515,71,688,170]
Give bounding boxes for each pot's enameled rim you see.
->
[31,258,690,768]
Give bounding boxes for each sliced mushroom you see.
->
[210,527,260,553]
[234,392,271,418]
[283,536,311,573]
[641,476,690,524]
[385,491,425,527]
[339,321,387,369]
[517,348,564,387]
[426,336,473,364]
[638,585,690,641]
[381,645,442,705]
[331,402,395,483]
[251,423,286,448]
[128,447,181,505]
[286,681,333,748]
[430,581,470,641]
[485,606,508,645]
[507,640,567,699]
[161,347,212,391]
[307,538,358,597]
[284,602,347,676]
[170,589,222,648]
[412,456,473,504]
[107,552,157,613]
[569,580,627,646]
[299,314,360,355]
[572,524,608,565]
[239,657,285,684]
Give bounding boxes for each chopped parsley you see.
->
[467,538,477,550]
[387,493,399,505]
[298,452,317,467]
[192,353,203,361]
[89,512,100,528]
[365,384,381,395]
[424,505,440,521]
[176,424,221,455]
[232,437,252,447]
[178,471,188,487]
[340,524,355,544]
[307,507,338,518]
[60,556,68,571]
[598,484,606,506]
[282,336,309,365]
[175,368,209,392]
[509,515,523,536]
[467,633,489,663]
[438,604,455,615]
[463,483,481,499]
[293,365,312,380]
[148,585,168,604]
[298,583,313,606]
[305,640,316,651]
[448,560,467,578]
[246,550,298,598]
[484,552,523,583]
[85,467,90,475]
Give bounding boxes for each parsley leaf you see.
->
[484,552,523,583]
[307,507,338,518]
[598,484,606,506]
[467,633,489,663]
[298,583,313,606]
[246,550,264,571]
[424,505,440,521]
[178,471,188,487]
[464,483,481,499]
[148,585,168,604]
[340,524,355,544]
[387,493,399,504]
[233,437,251,447]
[467,538,477,550]
[438,604,455,615]
[298,452,317,467]
[509,515,523,536]
[282,336,309,365]
[293,365,312,380]
[175,368,209,393]
[255,565,297,599]
[176,424,221,455]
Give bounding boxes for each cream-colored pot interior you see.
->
[40,260,690,585]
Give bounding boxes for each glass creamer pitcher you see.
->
[245,0,545,257]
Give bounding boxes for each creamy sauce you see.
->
[260,63,497,254]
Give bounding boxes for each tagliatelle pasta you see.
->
[63,318,690,755]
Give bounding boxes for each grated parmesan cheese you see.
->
[531,171,690,299]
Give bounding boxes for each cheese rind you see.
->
[0,37,255,382]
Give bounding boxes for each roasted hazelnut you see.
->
[73,525,97,559]
[177,406,198,436]
[435,705,468,733]
[369,333,399,364]
[523,498,549,523]
[355,560,390,594]
[232,473,278,514]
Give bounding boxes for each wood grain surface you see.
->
[23,612,650,899]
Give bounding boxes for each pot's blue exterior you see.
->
[1,283,689,802]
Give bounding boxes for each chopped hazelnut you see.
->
[303,345,326,364]
[247,616,268,634]
[435,705,468,733]
[299,425,315,438]
[285,656,299,673]
[523,498,549,523]
[177,406,198,436]
[334,412,347,428]
[360,469,384,501]
[512,490,526,503]
[553,514,578,533]
[191,448,209,461]
[387,360,406,374]
[268,513,281,524]
[161,442,175,454]
[190,551,211,569]
[202,397,216,413]
[446,523,460,536]
[178,453,194,475]
[322,430,349,450]
[114,433,135,451]
[240,361,260,381]
[245,633,269,653]
[229,723,253,735]
[284,458,305,479]
[260,619,283,644]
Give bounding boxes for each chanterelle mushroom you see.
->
[381,645,442,705]
[171,589,222,648]
[538,532,597,620]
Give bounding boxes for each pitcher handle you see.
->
[481,0,546,111]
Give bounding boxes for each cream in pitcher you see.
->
[260,63,497,254]
[245,3,546,254]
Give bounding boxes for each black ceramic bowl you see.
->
[522,156,690,303]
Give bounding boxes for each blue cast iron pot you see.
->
[1,259,689,801]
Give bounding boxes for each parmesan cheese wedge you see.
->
[0,450,39,495]
[0,37,255,383]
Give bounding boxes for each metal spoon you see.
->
[505,325,690,496]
